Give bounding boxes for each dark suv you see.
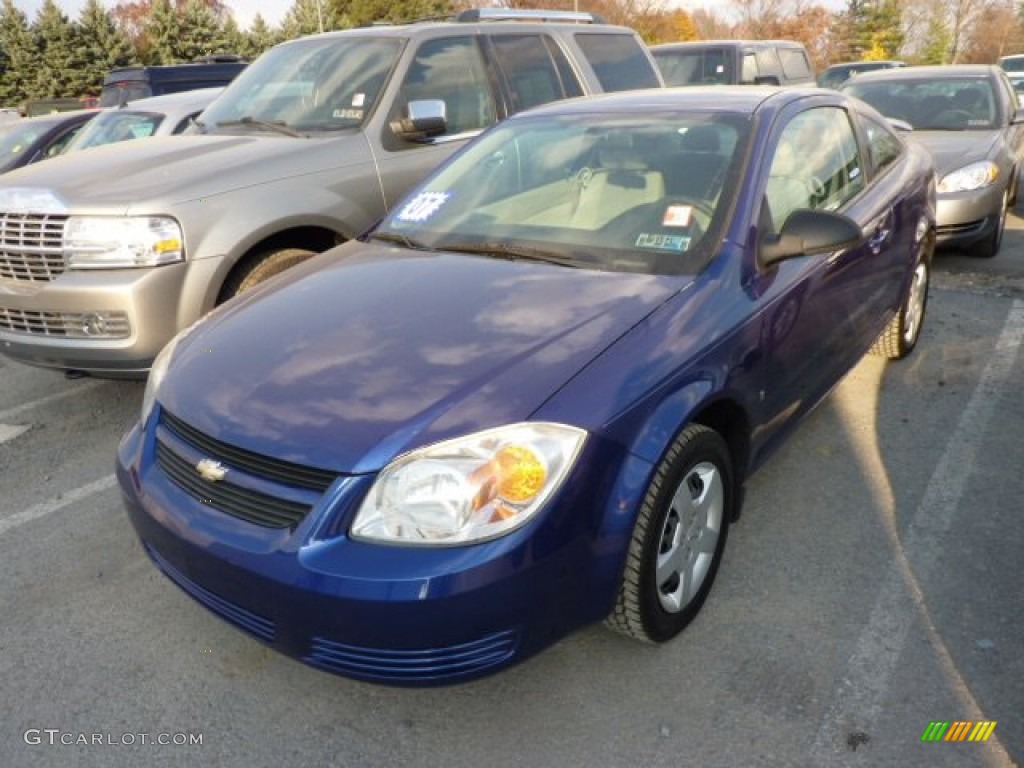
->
[98,55,248,106]
[652,40,814,87]
[0,9,663,376]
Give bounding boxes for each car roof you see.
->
[824,60,904,70]
[15,109,97,127]
[847,64,999,83]
[652,40,806,51]
[107,87,224,113]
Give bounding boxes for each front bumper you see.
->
[0,259,217,376]
[935,183,1005,249]
[116,417,643,685]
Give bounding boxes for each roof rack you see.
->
[455,8,605,24]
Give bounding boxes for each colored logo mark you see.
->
[921,721,997,742]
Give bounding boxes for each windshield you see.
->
[0,121,53,172]
[65,110,162,152]
[844,77,999,130]
[1000,56,1024,73]
[654,49,734,86]
[200,37,401,134]
[374,112,750,275]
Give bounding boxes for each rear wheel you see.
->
[219,247,316,302]
[871,253,929,360]
[606,424,733,643]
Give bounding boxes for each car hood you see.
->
[0,132,369,212]
[911,130,999,175]
[159,243,686,473]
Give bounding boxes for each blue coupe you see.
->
[117,87,936,685]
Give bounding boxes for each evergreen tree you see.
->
[342,0,449,27]
[920,12,952,64]
[77,0,135,96]
[0,0,36,105]
[240,14,280,59]
[281,0,343,39]
[145,0,181,63]
[178,0,228,60]
[34,0,90,98]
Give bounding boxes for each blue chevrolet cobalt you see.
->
[117,87,936,685]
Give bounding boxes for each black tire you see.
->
[606,424,733,643]
[870,250,930,360]
[219,247,316,302]
[976,188,1007,259]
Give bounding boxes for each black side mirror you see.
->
[391,99,447,142]
[760,209,863,267]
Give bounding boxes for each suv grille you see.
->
[0,214,68,282]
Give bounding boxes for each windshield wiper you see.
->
[440,241,583,268]
[366,230,435,251]
[215,116,304,137]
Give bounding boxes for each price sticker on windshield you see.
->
[396,191,451,223]
[663,205,693,227]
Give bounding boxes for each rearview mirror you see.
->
[759,209,863,267]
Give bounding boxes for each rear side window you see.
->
[755,48,782,80]
[490,35,583,113]
[574,34,660,91]
[863,116,903,175]
[779,49,811,80]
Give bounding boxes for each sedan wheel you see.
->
[871,248,930,360]
[977,188,1008,259]
[607,424,733,643]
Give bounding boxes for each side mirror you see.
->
[887,117,913,132]
[1011,106,1024,125]
[391,99,447,142]
[760,209,863,267]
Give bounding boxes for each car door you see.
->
[374,36,500,212]
[752,103,896,437]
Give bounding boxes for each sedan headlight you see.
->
[351,423,587,546]
[64,216,183,269]
[937,161,999,193]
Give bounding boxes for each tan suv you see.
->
[0,9,662,377]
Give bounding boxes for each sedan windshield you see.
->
[844,78,999,130]
[200,37,401,135]
[375,112,750,275]
[65,110,162,151]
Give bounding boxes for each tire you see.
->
[219,247,316,302]
[870,251,929,360]
[606,424,733,643]
[976,188,1007,259]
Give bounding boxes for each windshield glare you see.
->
[378,113,749,275]
[66,111,162,151]
[844,78,999,130]
[201,37,401,133]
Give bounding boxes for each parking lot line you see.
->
[809,300,1023,765]
[0,474,117,538]
[0,424,30,445]
[0,380,104,423]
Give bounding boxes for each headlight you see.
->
[937,161,999,193]
[140,329,184,427]
[351,423,587,546]
[64,216,183,268]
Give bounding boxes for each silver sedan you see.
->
[843,64,1024,258]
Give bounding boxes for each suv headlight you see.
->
[351,423,587,546]
[64,216,183,268]
[937,161,999,193]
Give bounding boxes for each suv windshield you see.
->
[201,37,401,134]
[844,78,999,130]
[65,110,163,151]
[374,112,750,275]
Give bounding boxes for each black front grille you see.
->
[156,441,312,529]
[160,409,337,492]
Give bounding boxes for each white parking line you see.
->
[810,299,1024,765]
[0,380,104,423]
[0,423,30,445]
[0,474,117,538]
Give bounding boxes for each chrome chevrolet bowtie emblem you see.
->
[196,458,228,482]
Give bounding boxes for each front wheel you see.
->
[219,247,316,302]
[870,251,930,360]
[606,424,733,643]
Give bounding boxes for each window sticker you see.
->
[352,93,366,107]
[332,108,364,120]
[636,233,691,252]
[663,205,693,227]
[396,191,451,223]
[716,65,725,73]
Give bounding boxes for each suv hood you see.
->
[0,133,370,211]
[159,242,685,473]
[912,130,999,175]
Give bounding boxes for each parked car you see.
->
[651,40,814,87]
[98,55,246,107]
[0,109,96,174]
[817,60,905,90]
[0,9,662,377]
[842,64,1024,258]
[63,88,223,154]
[998,52,1024,92]
[118,86,935,686]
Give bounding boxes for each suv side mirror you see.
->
[760,209,863,267]
[1011,106,1024,125]
[391,99,447,142]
